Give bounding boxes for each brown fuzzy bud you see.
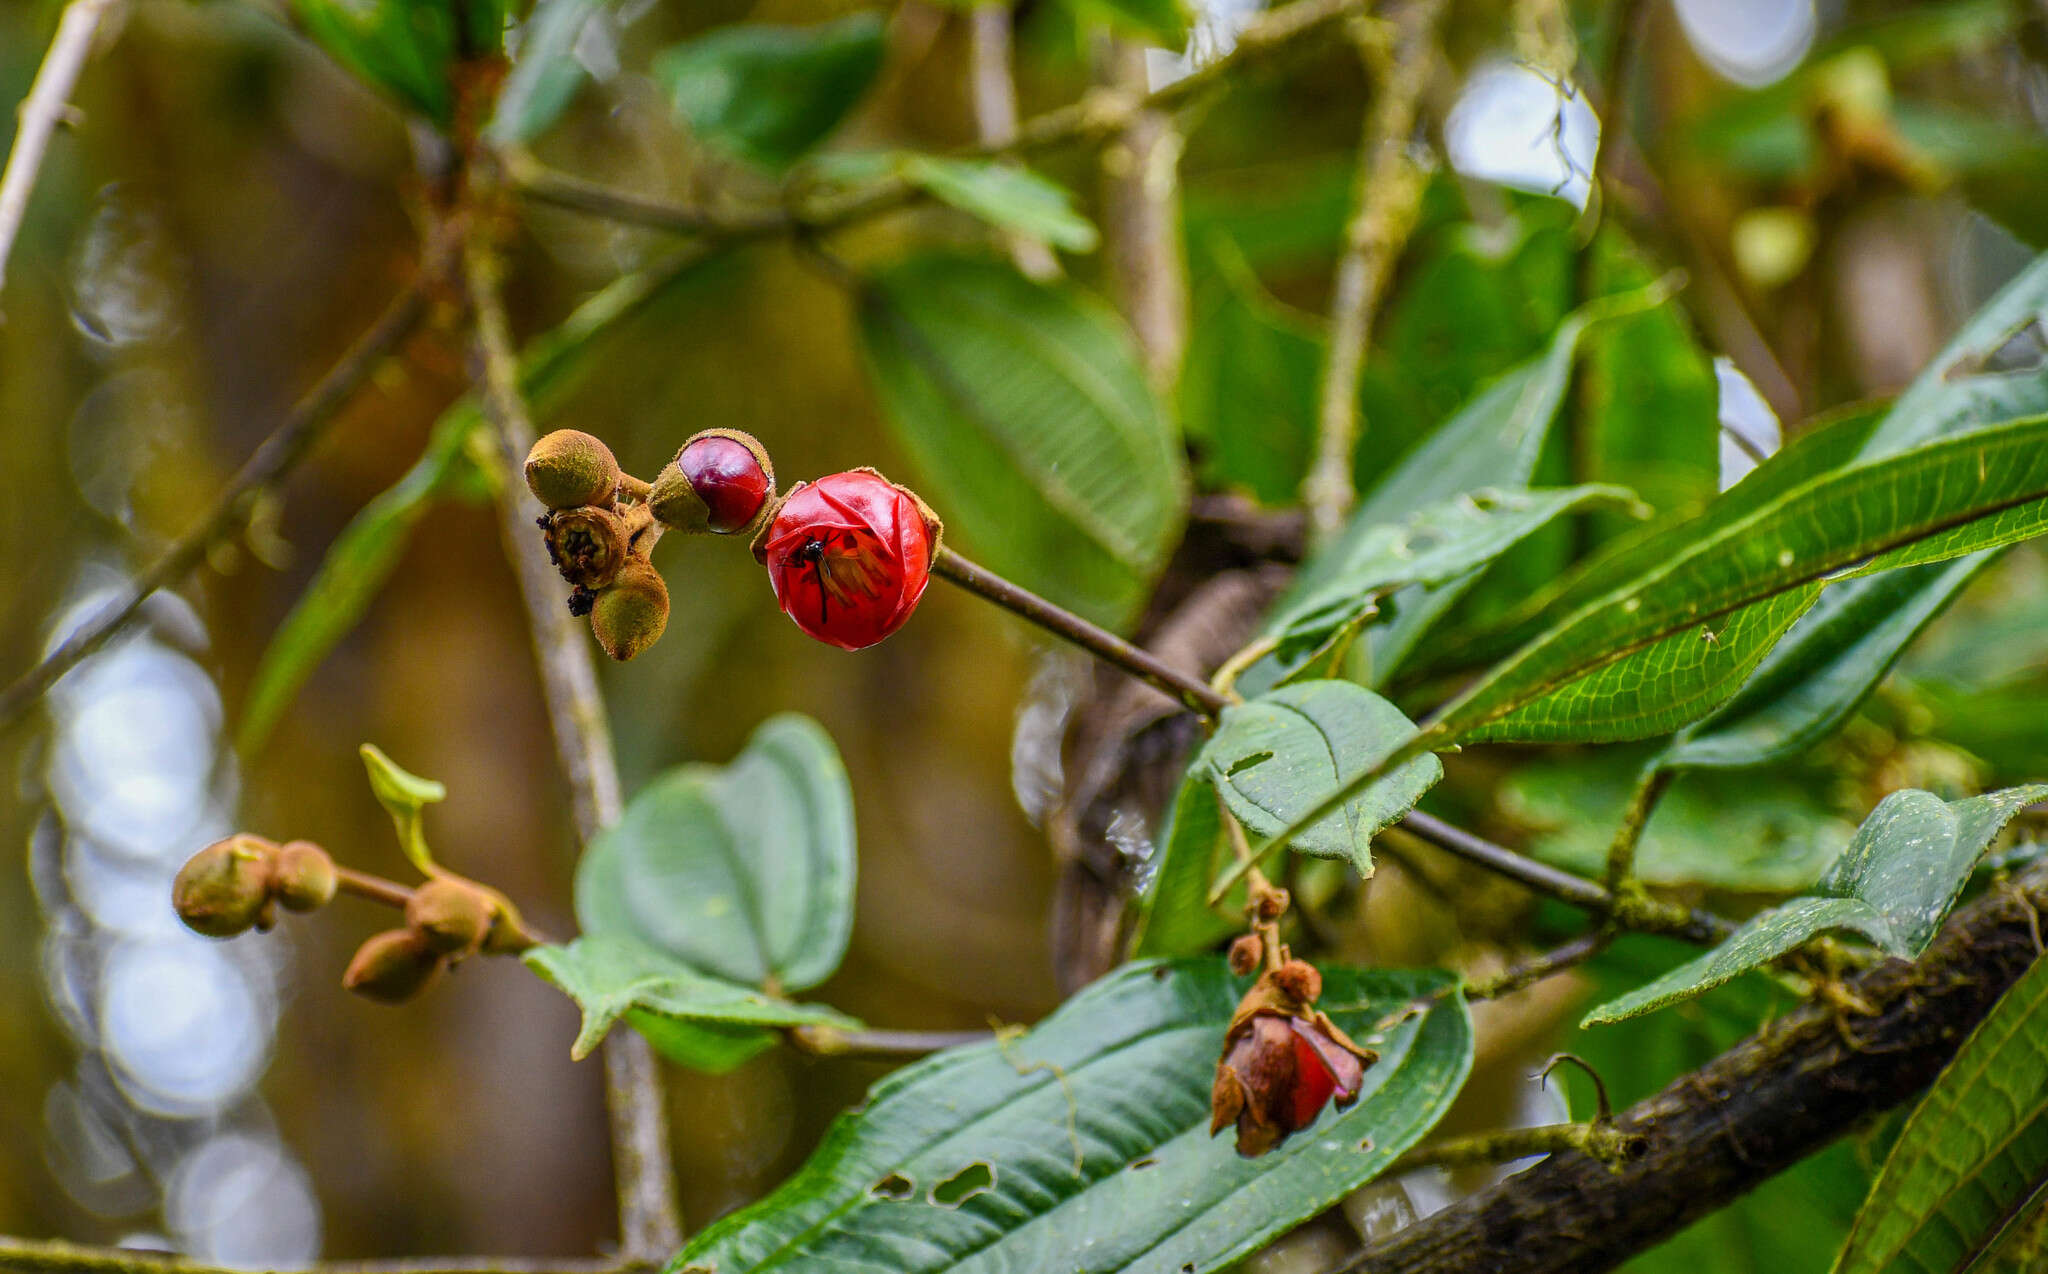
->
[405,878,496,957]
[1252,885,1291,923]
[1228,934,1264,976]
[342,928,444,1004]
[650,429,775,535]
[1271,959,1321,1006]
[268,840,337,913]
[173,835,277,937]
[544,505,631,590]
[591,557,669,661]
[524,429,622,510]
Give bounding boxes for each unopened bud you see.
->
[269,840,337,913]
[524,429,622,510]
[543,505,631,591]
[343,928,444,1004]
[650,429,774,535]
[591,557,669,661]
[173,835,277,937]
[405,878,496,957]
[1272,959,1321,1006]
[1228,934,1264,976]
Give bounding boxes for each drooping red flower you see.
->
[757,468,938,651]
[1210,960,1376,1157]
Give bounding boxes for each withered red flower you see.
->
[1210,960,1376,1157]
[757,469,938,651]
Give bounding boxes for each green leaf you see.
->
[1198,681,1440,877]
[672,959,1472,1274]
[1129,769,1241,958]
[1266,483,1642,665]
[1058,0,1190,47]
[237,412,488,755]
[857,254,1187,628]
[293,0,460,125]
[1832,950,2048,1274]
[523,935,859,1063]
[810,153,1098,252]
[358,743,445,875]
[1500,752,1850,892]
[1865,252,2048,458]
[1659,555,1997,771]
[1180,236,1322,505]
[575,714,856,993]
[653,13,886,171]
[489,0,607,145]
[1584,785,2048,1026]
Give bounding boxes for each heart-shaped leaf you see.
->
[1585,784,2048,1026]
[575,714,855,993]
[671,959,1472,1274]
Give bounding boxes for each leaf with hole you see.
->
[1584,785,2048,1025]
[653,13,887,170]
[1832,949,2048,1274]
[671,959,1471,1274]
[524,934,858,1064]
[575,714,856,995]
[857,254,1186,628]
[1198,681,1440,878]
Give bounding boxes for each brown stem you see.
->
[0,0,120,304]
[1332,865,2048,1274]
[1099,37,1188,394]
[334,865,417,910]
[1463,931,1611,1002]
[462,211,683,1263]
[0,239,447,729]
[785,1024,996,1059]
[969,4,1059,279]
[930,546,1229,717]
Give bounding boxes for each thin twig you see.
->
[462,215,682,1263]
[1602,764,1673,893]
[1464,931,1610,1001]
[0,1237,634,1274]
[1389,1120,1639,1175]
[1302,0,1443,543]
[968,4,1059,279]
[0,243,445,729]
[334,864,417,910]
[0,0,120,309]
[786,1024,996,1059]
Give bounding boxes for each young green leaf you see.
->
[358,743,446,875]
[653,13,887,170]
[1061,0,1191,48]
[857,254,1187,628]
[810,153,1098,251]
[1584,785,2048,1026]
[574,715,856,993]
[672,960,1472,1274]
[1198,681,1441,878]
[1129,769,1241,958]
[523,934,859,1064]
[1831,950,2048,1274]
[293,0,461,126]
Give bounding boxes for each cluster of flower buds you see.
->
[344,876,528,1005]
[527,425,947,657]
[1210,957,1377,1158]
[173,835,337,937]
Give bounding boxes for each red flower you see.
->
[758,469,938,651]
[1210,960,1376,1157]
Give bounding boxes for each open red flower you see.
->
[1210,960,1376,1157]
[757,469,938,651]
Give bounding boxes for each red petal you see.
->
[1290,1018,1367,1104]
[1286,1028,1339,1130]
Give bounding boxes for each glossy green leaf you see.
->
[1832,950,2048,1274]
[653,13,886,170]
[237,252,728,755]
[524,934,858,1063]
[1267,484,1640,665]
[358,743,445,875]
[671,959,1472,1274]
[489,0,607,145]
[293,0,474,126]
[811,153,1097,252]
[1501,753,1850,892]
[576,714,856,993]
[1198,681,1440,877]
[1659,555,1996,771]
[1584,785,2048,1026]
[1864,253,2048,458]
[1060,0,1190,47]
[1180,237,1322,505]
[857,254,1186,628]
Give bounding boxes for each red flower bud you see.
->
[1209,961,1376,1157]
[757,469,939,651]
[652,429,775,535]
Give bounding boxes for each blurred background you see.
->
[1,0,2045,1269]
